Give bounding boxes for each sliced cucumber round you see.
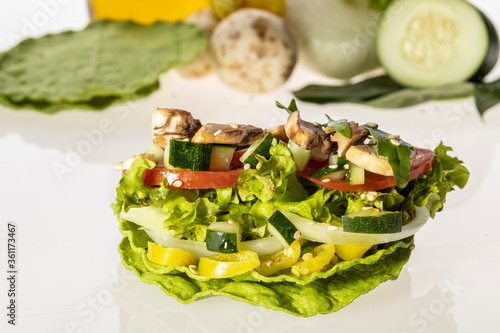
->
[377,0,498,88]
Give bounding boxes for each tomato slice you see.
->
[296,148,435,192]
[143,167,242,189]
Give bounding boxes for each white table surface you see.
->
[1,1,499,332]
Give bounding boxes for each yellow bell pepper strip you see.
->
[334,244,373,261]
[147,242,197,267]
[246,0,287,16]
[291,243,336,277]
[198,251,260,278]
[254,240,301,276]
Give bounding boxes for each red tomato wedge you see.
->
[143,168,242,189]
[296,148,435,192]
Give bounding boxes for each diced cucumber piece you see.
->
[342,208,402,234]
[348,161,365,185]
[267,210,299,247]
[210,145,236,171]
[288,140,312,171]
[311,156,348,180]
[144,143,165,164]
[239,132,274,168]
[206,222,240,253]
[165,139,212,171]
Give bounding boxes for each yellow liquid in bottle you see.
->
[89,0,211,25]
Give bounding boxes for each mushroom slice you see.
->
[331,122,368,157]
[267,125,288,143]
[112,154,155,171]
[285,111,333,154]
[345,145,417,176]
[191,123,265,145]
[152,108,202,148]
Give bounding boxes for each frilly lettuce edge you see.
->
[118,219,414,317]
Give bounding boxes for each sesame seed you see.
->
[265,260,273,266]
[302,253,313,261]
[228,219,235,224]
[172,180,183,188]
[344,164,350,170]
[243,163,251,170]
[367,194,375,201]
[286,247,294,257]
[213,129,222,136]
[299,267,309,276]
[188,265,197,274]
[368,191,378,196]
[293,231,301,240]
[390,139,401,146]
[328,164,338,169]
[416,155,423,159]
[409,244,416,250]
[387,134,397,140]
[362,206,371,210]
[291,268,299,277]
[366,122,378,129]
[313,122,320,127]
[360,193,367,199]
[229,122,238,129]
[327,225,338,231]
[256,162,261,169]
[182,138,190,141]
[321,178,332,183]
[273,257,281,262]
[308,221,315,225]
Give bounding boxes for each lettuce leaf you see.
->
[119,219,414,316]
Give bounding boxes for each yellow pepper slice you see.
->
[254,240,301,276]
[198,251,260,278]
[246,0,286,16]
[147,242,197,267]
[334,244,373,261]
[291,243,336,277]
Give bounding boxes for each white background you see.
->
[0,1,499,332]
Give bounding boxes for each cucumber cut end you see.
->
[377,0,495,88]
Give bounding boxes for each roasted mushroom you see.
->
[152,108,202,148]
[285,111,333,155]
[330,122,368,157]
[191,123,265,145]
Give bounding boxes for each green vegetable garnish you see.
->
[326,114,351,138]
[275,99,298,115]
[362,125,413,189]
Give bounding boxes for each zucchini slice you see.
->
[164,139,212,171]
[210,145,236,171]
[342,208,402,234]
[206,222,240,253]
[239,132,274,168]
[267,210,300,247]
[288,140,312,171]
[311,155,348,181]
[377,0,498,87]
[348,161,365,185]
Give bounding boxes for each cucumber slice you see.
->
[267,210,299,247]
[165,139,212,171]
[144,143,165,164]
[288,140,312,171]
[239,132,274,168]
[206,222,240,253]
[377,0,498,88]
[210,145,236,171]
[348,161,365,185]
[342,208,402,234]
